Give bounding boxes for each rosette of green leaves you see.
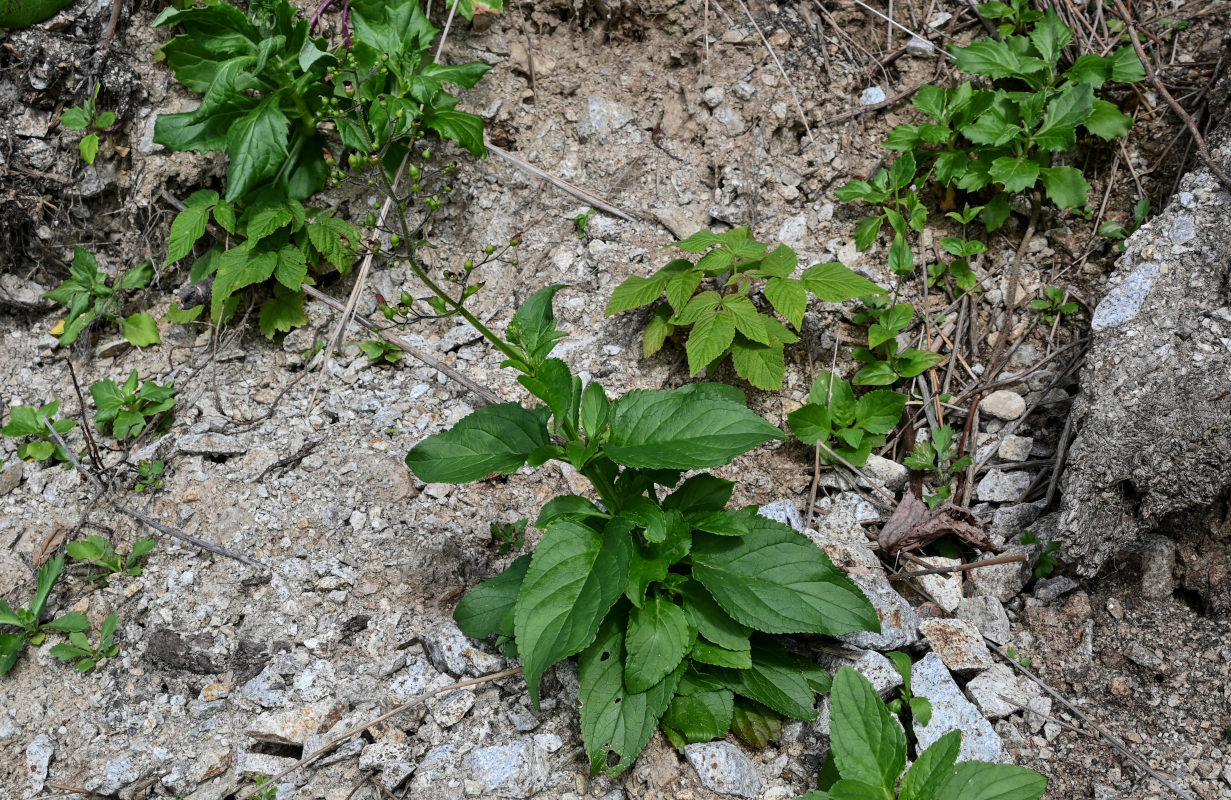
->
[903,424,971,508]
[839,9,1144,232]
[787,371,907,466]
[0,557,89,675]
[41,247,158,348]
[606,228,884,390]
[1,401,77,464]
[50,612,120,674]
[89,371,177,442]
[848,300,946,386]
[406,287,878,775]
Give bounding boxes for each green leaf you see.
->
[887,233,913,276]
[78,133,100,165]
[855,390,907,434]
[728,332,787,391]
[900,730,961,800]
[518,358,579,432]
[578,614,682,776]
[988,157,1040,193]
[665,269,704,313]
[764,277,807,329]
[165,205,210,267]
[536,495,608,528]
[663,474,735,514]
[59,107,91,130]
[580,381,610,438]
[0,633,26,675]
[1033,84,1093,151]
[454,554,532,639]
[933,762,1047,800]
[507,285,567,367]
[43,611,89,633]
[31,557,64,621]
[756,244,797,277]
[421,108,486,157]
[624,521,690,607]
[515,519,631,706]
[210,244,277,311]
[246,203,294,243]
[690,639,752,668]
[306,216,360,273]
[120,313,161,348]
[1039,166,1090,210]
[604,388,785,470]
[730,698,782,748]
[662,689,734,744]
[685,307,735,374]
[225,96,290,203]
[854,216,884,251]
[721,295,769,345]
[690,520,878,635]
[1109,46,1146,83]
[811,370,856,423]
[801,262,884,301]
[950,38,1030,79]
[1029,9,1072,70]
[677,579,751,651]
[1084,99,1134,140]
[405,403,549,483]
[716,640,818,720]
[642,304,674,358]
[1063,53,1109,87]
[674,229,724,253]
[981,193,1011,232]
[607,273,669,315]
[913,84,948,121]
[787,404,832,446]
[960,109,1019,147]
[624,595,695,692]
[830,667,906,792]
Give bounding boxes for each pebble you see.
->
[860,86,886,105]
[245,700,348,745]
[912,653,1004,763]
[85,755,141,796]
[990,500,1047,541]
[1032,576,1079,604]
[732,80,755,100]
[861,454,910,489]
[462,741,534,795]
[427,689,476,728]
[176,432,250,456]
[918,618,994,673]
[912,557,962,612]
[968,547,1031,602]
[981,390,1026,420]
[964,663,1031,720]
[956,596,1011,644]
[906,36,933,56]
[702,86,725,108]
[1170,214,1196,244]
[577,96,635,142]
[424,620,503,677]
[685,741,761,798]
[1139,534,1176,600]
[0,461,22,496]
[26,734,53,795]
[836,572,921,650]
[975,469,1032,503]
[997,435,1033,462]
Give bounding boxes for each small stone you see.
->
[836,572,921,651]
[860,86,886,105]
[906,36,933,56]
[427,689,475,728]
[1170,214,1196,244]
[975,470,1032,503]
[862,454,910,490]
[1178,191,1196,209]
[360,741,415,772]
[968,547,1031,602]
[85,756,141,796]
[685,741,761,797]
[577,96,635,142]
[919,618,994,673]
[380,762,414,791]
[246,700,348,745]
[241,667,289,708]
[1032,576,1079,604]
[956,596,1011,644]
[176,432,250,456]
[758,500,803,532]
[0,461,22,496]
[26,734,53,795]
[912,653,1004,762]
[702,86,725,108]
[815,648,903,699]
[1024,696,1051,733]
[989,501,1047,541]
[928,12,952,27]
[965,663,1030,719]
[981,390,1026,420]
[997,435,1033,462]
[1139,534,1175,600]
[424,621,503,677]
[1091,261,1160,331]
[462,741,534,796]
[732,80,755,100]
[913,557,962,612]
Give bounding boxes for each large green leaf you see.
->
[1039,166,1090,210]
[830,666,906,793]
[715,640,819,720]
[624,595,695,693]
[507,285,567,368]
[454,554,532,639]
[988,157,1040,193]
[1084,98,1134,140]
[661,688,734,744]
[690,519,877,634]
[578,614,682,775]
[685,307,736,374]
[801,262,884,302]
[224,95,290,202]
[404,402,549,483]
[1033,84,1093,152]
[855,390,907,434]
[421,107,486,157]
[677,579,751,651]
[604,388,785,469]
[899,730,961,800]
[515,519,631,706]
[730,697,782,748]
[607,272,670,315]
[933,762,1047,800]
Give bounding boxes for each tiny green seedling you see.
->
[801,667,1046,800]
[849,297,946,386]
[931,204,984,294]
[58,83,118,165]
[885,651,933,731]
[0,557,89,675]
[89,371,177,441]
[1098,197,1150,247]
[904,424,972,508]
[1029,286,1079,325]
[787,370,907,467]
[1005,645,1033,668]
[360,338,403,365]
[251,774,278,800]
[607,227,882,390]
[66,535,156,586]
[135,460,165,493]
[2,401,77,464]
[302,339,326,362]
[43,247,158,347]
[573,208,596,239]
[1021,530,1062,577]
[50,612,120,674]
[490,518,528,555]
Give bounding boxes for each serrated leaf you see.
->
[690,639,752,668]
[1039,165,1090,209]
[210,245,276,312]
[1084,98,1133,140]
[1033,84,1093,151]
[1029,9,1072,70]
[900,730,961,800]
[855,390,907,434]
[729,333,787,391]
[421,107,486,156]
[663,474,735,514]
[982,193,1012,231]
[405,402,549,483]
[307,216,359,273]
[120,313,161,348]
[787,404,832,446]
[685,309,735,374]
[830,666,907,792]
[690,520,878,635]
[246,204,294,243]
[225,96,289,203]
[949,38,1028,79]
[801,262,884,301]
[933,761,1047,800]
[455,554,531,639]
[518,358,579,431]
[1063,53,1109,87]
[665,269,703,314]
[730,698,782,747]
[662,688,734,744]
[721,295,770,345]
[811,370,856,424]
[1109,46,1145,83]
[507,285,567,367]
[164,205,210,267]
[516,519,631,706]
[642,305,674,358]
[755,244,797,277]
[854,216,884,251]
[716,640,818,720]
[764,277,807,330]
[674,229,724,253]
[913,84,948,121]
[624,595,695,692]
[607,272,670,315]
[989,157,1040,193]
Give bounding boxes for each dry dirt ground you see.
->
[1,0,1230,798]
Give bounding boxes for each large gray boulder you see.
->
[1060,130,1231,602]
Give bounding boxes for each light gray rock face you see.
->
[26,734,53,795]
[911,653,1004,763]
[956,596,1012,644]
[462,741,536,796]
[918,619,994,673]
[835,573,920,651]
[965,663,1031,720]
[758,499,803,532]
[685,741,761,797]
[975,469,1032,503]
[1060,135,1231,577]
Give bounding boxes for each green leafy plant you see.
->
[49,612,120,673]
[154,0,493,333]
[607,228,884,390]
[1097,196,1150,246]
[66,535,157,586]
[838,8,1145,232]
[490,518,528,555]
[0,557,89,675]
[787,371,907,467]
[801,667,1046,799]
[360,338,403,365]
[135,459,166,493]
[89,371,177,442]
[58,83,118,165]
[849,298,947,386]
[1021,530,1061,577]
[42,247,159,347]
[250,775,277,800]
[904,424,972,508]
[573,208,596,239]
[1005,645,1032,668]
[2,401,77,464]
[1028,285,1079,325]
[884,651,933,730]
[407,286,878,775]
[930,204,984,293]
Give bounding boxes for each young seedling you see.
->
[90,371,177,442]
[58,83,118,165]
[903,424,973,508]
[931,204,984,294]
[66,535,156,586]
[801,667,1047,799]
[849,298,946,386]
[42,247,159,348]
[1005,645,1033,668]
[1098,197,1150,247]
[1021,531,1062,577]
[2,401,77,465]
[135,460,165,493]
[787,371,907,467]
[360,338,403,365]
[1029,285,1079,325]
[490,519,528,555]
[573,208,596,239]
[408,286,878,774]
[50,612,120,674]
[250,775,278,800]
[885,651,932,731]
[0,557,89,675]
[607,227,883,390]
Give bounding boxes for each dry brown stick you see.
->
[887,552,1026,580]
[986,640,1198,800]
[301,284,503,407]
[238,667,524,798]
[45,784,105,798]
[512,0,538,104]
[817,83,925,127]
[1043,404,1075,506]
[486,143,634,221]
[1112,0,1231,191]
